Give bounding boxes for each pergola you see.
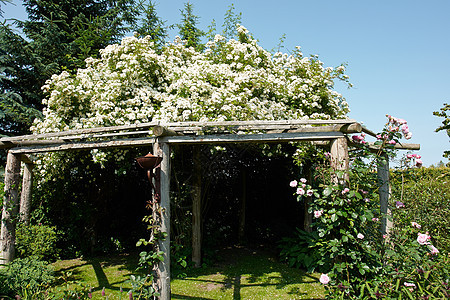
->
[0,119,419,299]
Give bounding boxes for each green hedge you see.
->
[390,166,450,252]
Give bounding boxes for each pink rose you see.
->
[388,140,397,145]
[296,188,305,195]
[307,189,314,197]
[341,188,350,194]
[314,210,323,218]
[290,180,298,187]
[429,245,439,255]
[415,159,423,167]
[411,222,421,229]
[319,273,330,284]
[417,233,431,245]
[300,178,307,183]
[357,233,364,239]
[405,132,412,139]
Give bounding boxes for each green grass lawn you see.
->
[51,246,325,299]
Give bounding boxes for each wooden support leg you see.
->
[330,137,349,184]
[154,141,171,300]
[19,163,34,225]
[1,152,22,264]
[192,146,202,268]
[377,155,392,236]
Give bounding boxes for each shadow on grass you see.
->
[171,245,325,300]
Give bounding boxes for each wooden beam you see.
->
[154,141,171,300]
[19,163,34,225]
[153,126,180,137]
[367,142,420,151]
[9,137,156,154]
[0,152,21,264]
[160,131,346,145]
[0,121,159,143]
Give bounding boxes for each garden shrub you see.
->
[390,166,450,252]
[16,223,59,260]
[0,256,54,298]
[289,115,450,299]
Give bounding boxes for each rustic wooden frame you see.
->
[0,119,420,299]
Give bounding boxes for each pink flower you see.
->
[404,282,416,287]
[352,135,364,143]
[417,233,431,245]
[411,222,421,229]
[407,154,414,159]
[300,178,307,183]
[415,159,423,167]
[307,189,314,197]
[319,273,330,284]
[429,245,439,255]
[290,180,298,187]
[405,132,412,139]
[314,210,323,218]
[341,188,350,194]
[102,287,106,297]
[396,201,405,208]
[296,188,305,195]
[383,234,388,239]
[357,233,364,239]
[376,134,382,140]
[388,140,397,145]
[372,218,379,222]
[364,198,370,203]
[401,124,409,134]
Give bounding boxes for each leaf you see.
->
[323,186,333,197]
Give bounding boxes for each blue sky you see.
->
[2,0,449,166]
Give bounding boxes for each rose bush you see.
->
[288,115,449,299]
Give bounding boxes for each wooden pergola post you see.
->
[153,141,171,300]
[330,137,350,184]
[19,162,34,225]
[0,152,22,264]
[192,146,202,268]
[377,154,392,236]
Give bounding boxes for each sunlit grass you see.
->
[51,247,325,299]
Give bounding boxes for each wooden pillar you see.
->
[1,152,22,264]
[154,141,171,300]
[377,154,392,236]
[330,137,349,184]
[19,163,34,225]
[238,168,247,243]
[192,146,202,268]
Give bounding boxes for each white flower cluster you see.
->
[32,26,350,164]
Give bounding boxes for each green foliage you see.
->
[287,116,450,299]
[0,256,55,298]
[134,0,167,49]
[278,228,320,272]
[434,102,450,158]
[222,3,242,40]
[176,2,204,51]
[0,0,140,135]
[391,166,450,252]
[16,223,59,260]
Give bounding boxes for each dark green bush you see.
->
[278,228,321,272]
[0,256,54,298]
[16,223,59,260]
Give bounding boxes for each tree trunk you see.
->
[303,161,313,233]
[1,152,21,264]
